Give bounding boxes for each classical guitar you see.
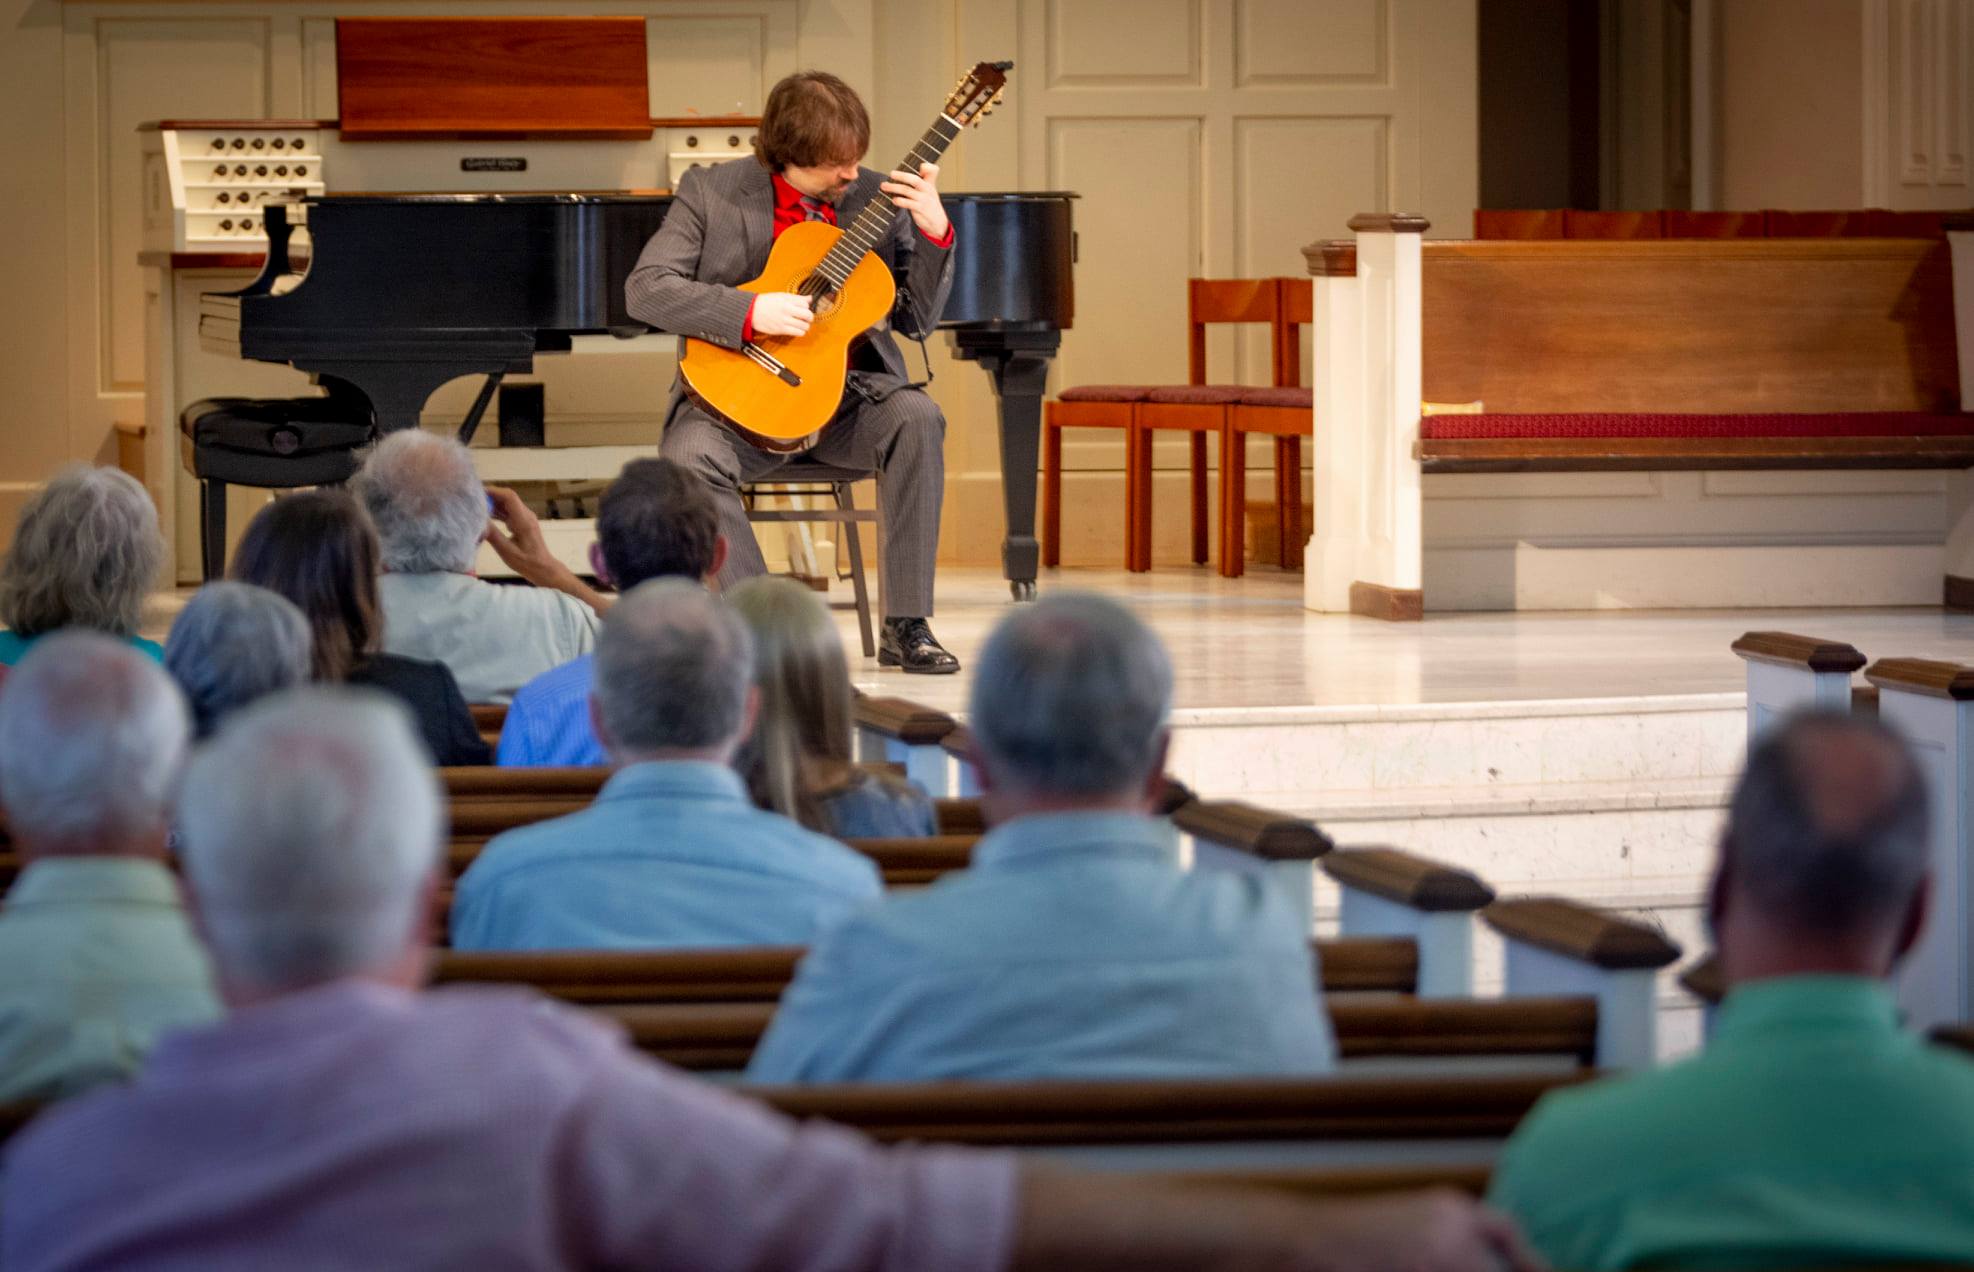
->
[679,61,1010,452]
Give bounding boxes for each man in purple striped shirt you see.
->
[2,688,1539,1272]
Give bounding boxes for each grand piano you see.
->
[200,190,1074,600]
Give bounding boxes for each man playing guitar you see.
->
[626,70,961,674]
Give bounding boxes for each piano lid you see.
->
[941,191,1076,331]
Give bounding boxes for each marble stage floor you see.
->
[148,565,1974,714]
[843,565,1974,714]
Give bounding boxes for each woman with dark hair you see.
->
[229,491,491,765]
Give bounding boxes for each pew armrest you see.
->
[939,726,980,797]
[1174,801,1334,933]
[1484,897,1681,1070]
[852,697,959,795]
[1323,848,1494,998]
[1732,631,1866,740]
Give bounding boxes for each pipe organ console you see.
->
[140,121,755,254]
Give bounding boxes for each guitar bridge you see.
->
[742,342,802,387]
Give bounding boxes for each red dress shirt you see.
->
[742,172,955,341]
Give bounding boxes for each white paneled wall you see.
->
[1880,0,1973,207]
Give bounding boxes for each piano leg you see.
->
[952,332,1059,603]
[986,350,1053,602]
[319,363,524,436]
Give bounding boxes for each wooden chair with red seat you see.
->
[1042,278,1286,572]
[1219,277,1313,576]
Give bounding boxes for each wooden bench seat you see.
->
[431,935,1427,1004]
[603,996,1602,1074]
[738,1071,1591,1171]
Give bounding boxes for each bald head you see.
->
[592,578,754,760]
[0,631,190,855]
[1721,710,1929,956]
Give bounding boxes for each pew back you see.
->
[1419,238,1959,416]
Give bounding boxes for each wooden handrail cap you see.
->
[1173,801,1334,861]
[1678,953,1726,1005]
[1864,657,1974,700]
[1302,239,1358,277]
[1347,212,1431,234]
[1943,213,1974,233]
[1730,631,1867,674]
[1321,847,1495,912]
[1483,897,1681,970]
[853,696,958,744]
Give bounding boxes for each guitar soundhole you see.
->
[798,272,842,318]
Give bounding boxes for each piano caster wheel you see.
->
[1010,579,1037,602]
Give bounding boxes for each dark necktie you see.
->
[799,195,829,223]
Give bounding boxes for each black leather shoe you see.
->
[879,617,960,674]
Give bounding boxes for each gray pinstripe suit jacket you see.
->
[623,158,957,424]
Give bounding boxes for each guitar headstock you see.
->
[945,60,1012,129]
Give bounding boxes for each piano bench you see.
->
[179,397,374,581]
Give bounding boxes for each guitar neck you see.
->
[817,112,962,279]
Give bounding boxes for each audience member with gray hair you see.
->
[163,582,312,738]
[0,632,217,1101]
[1,686,1536,1272]
[0,466,166,666]
[1491,710,1974,1269]
[353,430,606,703]
[451,578,880,950]
[748,592,1336,1082]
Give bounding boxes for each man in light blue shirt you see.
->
[1490,710,1974,1269]
[0,632,220,1101]
[747,592,1335,1082]
[453,578,879,950]
[497,459,727,767]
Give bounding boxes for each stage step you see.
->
[1164,693,1745,1062]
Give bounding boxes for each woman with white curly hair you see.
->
[0,466,166,666]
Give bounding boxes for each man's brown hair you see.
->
[755,71,870,171]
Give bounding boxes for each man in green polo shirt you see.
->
[1489,709,1974,1270]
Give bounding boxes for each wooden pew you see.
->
[431,934,1428,1004]
[562,894,1670,1074]
[851,696,958,795]
[1732,632,1870,741]
[601,996,1601,1076]
[1860,656,1974,1029]
[469,702,503,751]
[1484,897,1681,1069]
[1305,217,1971,618]
[738,1071,1590,1171]
[1323,848,1494,999]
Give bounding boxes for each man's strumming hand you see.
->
[751,292,815,339]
